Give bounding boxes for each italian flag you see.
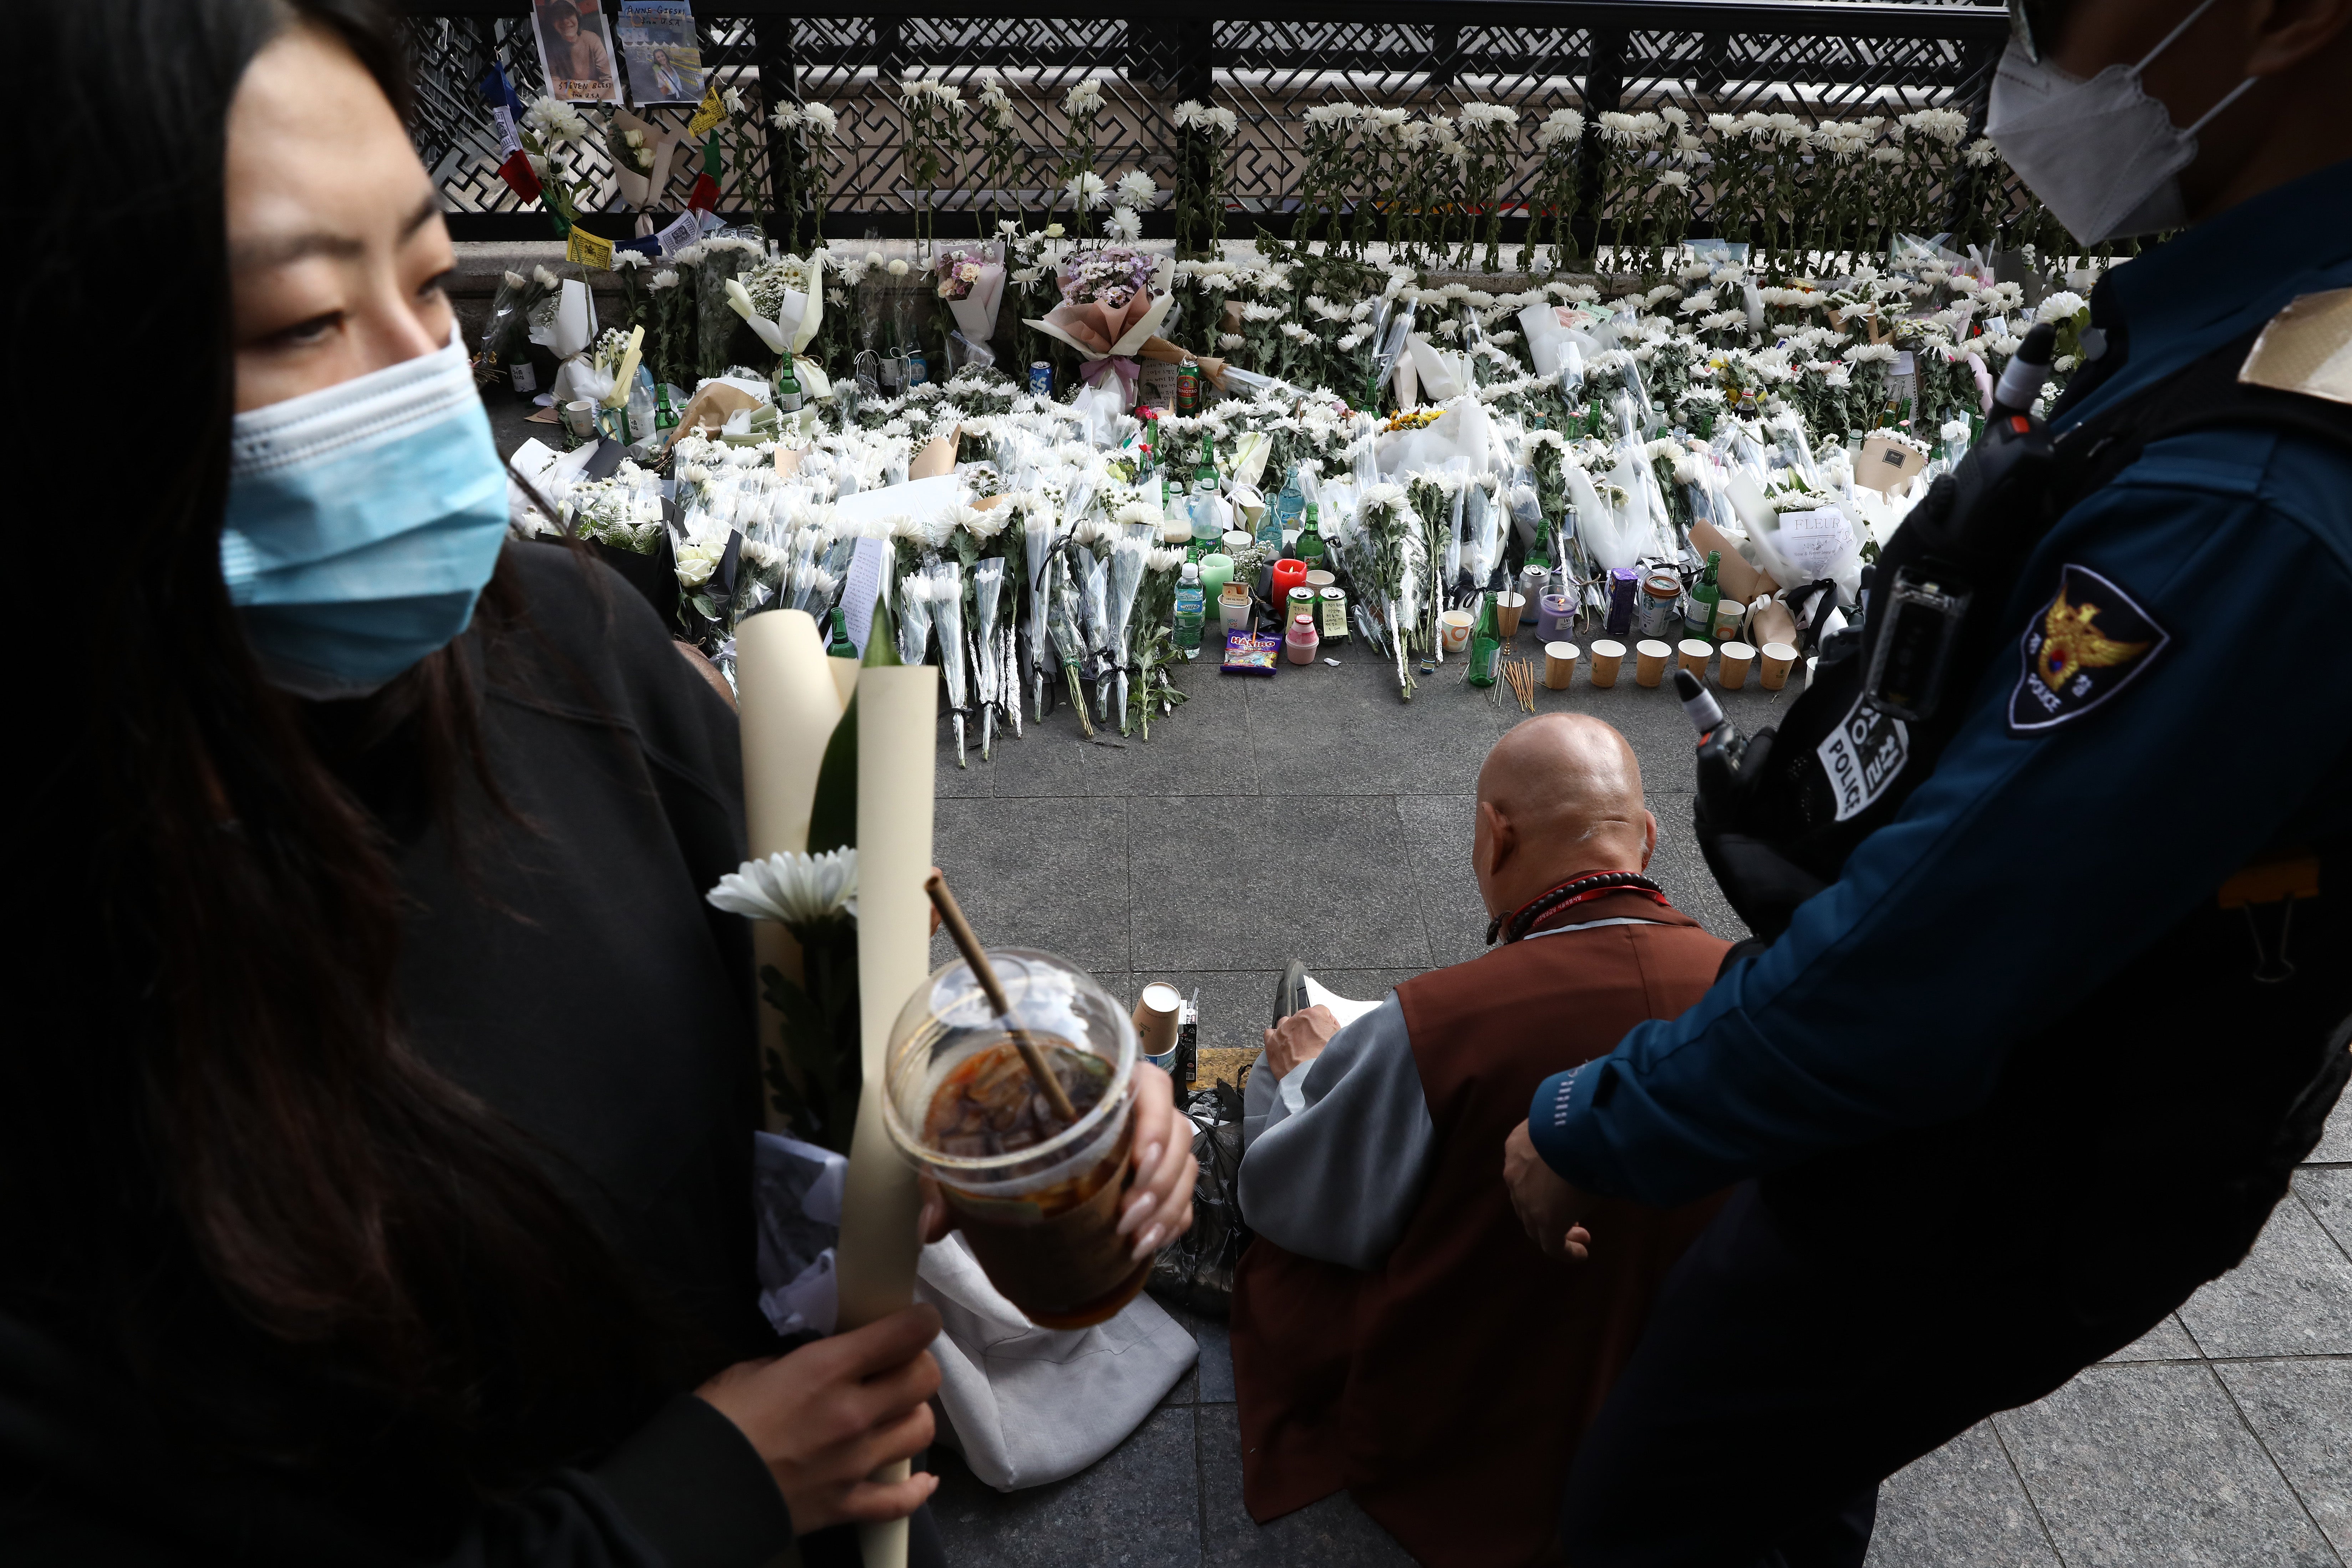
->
[477,64,542,203]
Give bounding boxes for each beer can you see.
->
[1320,585,1349,640]
[1176,360,1202,415]
[1029,360,1053,397]
[903,347,929,388]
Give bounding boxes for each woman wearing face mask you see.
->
[1,2,1196,1563]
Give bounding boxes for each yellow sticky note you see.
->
[565,225,615,270]
[687,85,725,139]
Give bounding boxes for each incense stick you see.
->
[923,872,1081,1124]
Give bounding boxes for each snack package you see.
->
[1220,630,1279,676]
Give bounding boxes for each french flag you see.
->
[478,64,543,202]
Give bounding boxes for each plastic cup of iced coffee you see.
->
[882,949,1147,1328]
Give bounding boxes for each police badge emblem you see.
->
[2009,564,2169,731]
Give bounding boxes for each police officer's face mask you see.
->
[220,327,510,701]
[1987,0,2259,247]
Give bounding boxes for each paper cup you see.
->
[562,398,599,438]
[1439,609,1475,654]
[1544,641,1579,690]
[1222,530,1252,552]
[1712,599,1749,643]
[1304,570,1337,594]
[1588,639,1625,688]
[1497,592,1526,639]
[1676,638,1713,678]
[1759,640,1798,690]
[1719,641,1756,690]
[1132,982,1181,1069]
[1635,639,1671,687]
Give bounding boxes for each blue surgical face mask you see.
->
[221,330,509,700]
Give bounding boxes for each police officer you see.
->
[1500,0,2352,1561]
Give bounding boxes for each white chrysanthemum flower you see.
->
[802,103,839,137]
[2035,290,2088,323]
[1962,136,2000,168]
[1535,107,1586,148]
[1900,107,1970,145]
[1218,332,1245,350]
[1114,170,1158,207]
[1457,101,1518,129]
[707,848,858,931]
[612,249,647,270]
[1656,169,1691,192]
[523,96,589,145]
[1302,102,1364,127]
[1063,78,1104,117]
[1106,207,1142,241]
[1066,171,1107,209]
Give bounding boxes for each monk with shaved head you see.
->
[1228,715,1730,1568]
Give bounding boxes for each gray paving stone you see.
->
[929,1407,1203,1568]
[1862,1421,2059,1568]
[1093,664,1259,800]
[2100,1313,2203,1364]
[1195,1403,1417,1567]
[1995,1362,2338,1568]
[1194,1318,1235,1404]
[1129,796,1430,973]
[2294,1167,2352,1258]
[1645,790,1749,942]
[968,707,1100,800]
[1391,792,1495,970]
[2310,1086,2352,1164]
[2176,1194,2352,1359]
[931,796,1131,975]
[2214,1358,2352,1558]
[1245,653,1511,797]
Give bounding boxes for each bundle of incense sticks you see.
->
[1502,654,1538,714]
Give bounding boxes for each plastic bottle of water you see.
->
[1173,562,1205,660]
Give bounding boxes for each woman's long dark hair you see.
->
[6,0,654,1531]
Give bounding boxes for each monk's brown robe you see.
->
[1232,890,1730,1568]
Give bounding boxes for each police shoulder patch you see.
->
[2008,563,2169,732]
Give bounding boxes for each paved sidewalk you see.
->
[922,635,2352,1568]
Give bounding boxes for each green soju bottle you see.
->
[1297,503,1326,572]
[1467,590,1502,688]
[1193,432,1220,499]
[776,357,804,415]
[826,607,857,660]
[1683,550,1722,640]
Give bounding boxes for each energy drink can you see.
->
[1029,360,1053,397]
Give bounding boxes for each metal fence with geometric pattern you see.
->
[399,1,2015,249]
